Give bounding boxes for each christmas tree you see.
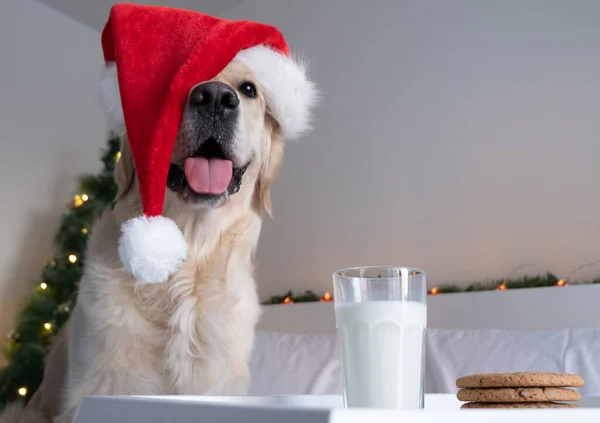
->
[0,135,121,411]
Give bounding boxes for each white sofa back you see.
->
[257,284,600,334]
[249,328,600,396]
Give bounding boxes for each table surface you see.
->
[127,393,600,409]
[76,394,600,423]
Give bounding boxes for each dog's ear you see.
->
[114,136,136,202]
[257,124,284,218]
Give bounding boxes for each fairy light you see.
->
[282,296,293,304]
[81,228,88,235]
[68,254,78,264]
[43,322,53,331]
[40,282,48,290]
[556,279,568,287]
[18,387,27,396]
[73,194,89,207]
[321,292,333,301]
[115,151,122,162]
[496,284,507,291]
[429,287,439,295]
[73,195,83,207]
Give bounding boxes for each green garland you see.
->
[263,272,600,304]
[0,136,121,411]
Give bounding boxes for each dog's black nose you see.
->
[189,82,239,114]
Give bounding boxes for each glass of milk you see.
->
[333,266,427,409]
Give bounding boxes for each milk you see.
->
[335,300,427,409]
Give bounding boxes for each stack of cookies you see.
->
[456,372,584,409]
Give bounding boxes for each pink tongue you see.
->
[184,158,233,194]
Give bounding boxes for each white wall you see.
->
[0,0,107,347]
[220,0,600,299]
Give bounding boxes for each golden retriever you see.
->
[1,54,316,423]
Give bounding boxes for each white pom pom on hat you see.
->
[117,216,188,284]
[100,4,318,283]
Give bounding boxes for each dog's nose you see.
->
[189,82,239,114]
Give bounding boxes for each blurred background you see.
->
[2,0,600,339]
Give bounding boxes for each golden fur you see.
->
[1,60,284,423]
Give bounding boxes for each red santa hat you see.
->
[100,4,317,284]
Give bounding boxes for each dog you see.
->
[1,53,316,423]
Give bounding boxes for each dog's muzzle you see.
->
[167,82,248,206]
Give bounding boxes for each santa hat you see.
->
[100,4,318,284]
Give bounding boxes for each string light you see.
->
[556,279,569,287]
[43,322,53,332]
[68,254,78,264]
[73,194,89,207]
[81,228,88,234]
[282,296,293,304]
[320,292,333,301]
[428,287,439,295]
[115,151,122,162]
[40,282,48,290]
[496,284,507,291]
[18,387,27,396]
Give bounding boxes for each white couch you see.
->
[249,328,600,396]
[249,284,600,396]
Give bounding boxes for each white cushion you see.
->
[249,331,341,395]
[249,328,600,396]
[427,328,600,395]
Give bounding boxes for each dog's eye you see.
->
[239,82,257,99]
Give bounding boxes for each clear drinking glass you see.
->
[332,266,427,409]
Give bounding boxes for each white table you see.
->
[76,394,600,423]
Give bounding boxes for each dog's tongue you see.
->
[184,158,233,194]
